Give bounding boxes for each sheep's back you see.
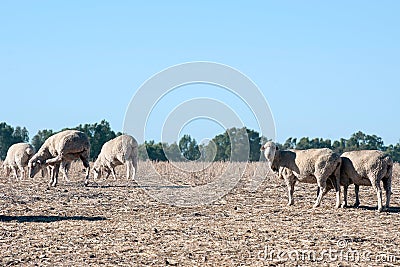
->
[294,148,339,174]
[107,135,137,159]
[341,150,391,178]
[44,130,89,156]
[6,143,35,166]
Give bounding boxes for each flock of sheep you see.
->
[261,141,393,212]
[2,130,138,187]
[1,130,394,212]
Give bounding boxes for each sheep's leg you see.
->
[41,167,48,178]
[12,166,19,180]
[125,162,130,180]
[372,179,383,212]
[61,161,70,182]
[382,177,391,210]
[341,185,348,208]
[104,162,117,180]
[286,180,295,206]
[18,166,25,180]
[353,185,360,207]
[132,159,137,180]
[328,180,340,209]
[5,166,11,177]
[50,164,60,187]
[333,166,341,209]
[45,154,63,165]
[313,178,326,208]
[126,161,135,179]
[316,186,329,198]
[111,167,117,180]
[79,154,90,186]
[52,164,60,187]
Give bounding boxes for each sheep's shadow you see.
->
[0,215,107,223]
[348,206,400,213]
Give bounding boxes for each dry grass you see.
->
[0,160,399,266]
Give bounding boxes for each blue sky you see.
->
[1,1,399,145]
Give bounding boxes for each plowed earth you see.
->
[1,161,399,266]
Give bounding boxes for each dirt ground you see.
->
[0,161,399,266]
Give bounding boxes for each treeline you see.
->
[0,122,29,159]
[138,128,265,162]
[280,131,400,161]
[1,120,400,162]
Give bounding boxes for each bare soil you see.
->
[0,161,399,266]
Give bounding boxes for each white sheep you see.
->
[92,134,138,180]
[28,130,90,186]
[326,150,393,212]
[3,143,35,179]
[261,141,342,208]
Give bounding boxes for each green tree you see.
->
[246,128,262,162]
[384,142,400,162]
[296,137,312,150]
[164,142,183,161]
[282,137,297,149]
[332,138,347,153]
[13,126,29,143]
[227,127,249,162]
[211,132,231,161]
[179,134,200,161]
[0,122,30,160]
[346,131,384,151]
[144,140,167,161]
[31,129,54,152]
[137,143,148,161]
[201,141,217,162]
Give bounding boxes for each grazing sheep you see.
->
[92,134,138,180]
[28,130,90,186]
[261,141,342,208]
[326,150,393,212]
[3,143,35,179]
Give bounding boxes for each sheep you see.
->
[261,141,342,208]
[92,134,138,180]
[3,143,35,179]
[28,130,90,186]
[325,150,393,212]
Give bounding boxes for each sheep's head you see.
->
[261,141,279,172]
[28,158,43,178]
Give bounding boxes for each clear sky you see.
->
[1,1,399,145]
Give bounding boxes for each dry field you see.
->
[0,161,399,266]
